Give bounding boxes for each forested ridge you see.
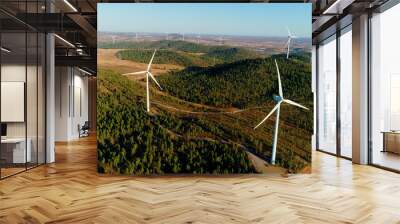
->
[116,47,261,67]
[158,56,312,123]
[99,40,230,53]
[116,49,213,67]
[97,69,256,175]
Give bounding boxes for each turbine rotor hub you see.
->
[273,94,283,103]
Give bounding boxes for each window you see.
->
[339,26,352,158]
[370,3,400,171]
[317,35,337,154]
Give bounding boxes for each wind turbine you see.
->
[254,59,308,165]
[218,36,224,45]
[285,27,297,59]
[124,49,162,112]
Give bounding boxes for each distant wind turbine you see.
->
[124,49,162,112]
[197,35,200,44]
[254,59,309,165]
[182,33,185,41]
[285,27,297,59]
[218,36,224,45]
[135,33,138,41]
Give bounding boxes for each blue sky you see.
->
[98,4,311,38]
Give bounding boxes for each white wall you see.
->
[1,65,35,138]
[55,66,70,141]
[55,67,89,141]
[1,63,46,164]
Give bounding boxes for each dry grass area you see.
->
[98,49,183,80]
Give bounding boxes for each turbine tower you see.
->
[285,27,297,59]
[124,50,162,112]
[254,59,308,165]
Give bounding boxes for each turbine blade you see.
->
[275,59,283,98]
[123,71,147,75]
[147,49,157,71]
[254,103,281,129]
[283,99,309,110]
[148,72,162,90]
[286,26,291,37]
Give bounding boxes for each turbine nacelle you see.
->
[273,94,283,103]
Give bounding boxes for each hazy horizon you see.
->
[98,3,311,38]
[98,31,312,39]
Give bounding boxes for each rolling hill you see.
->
[116,49,213,67]
[98,55,312,174]
[203,47,260,63]
[116,47,261,67]
[97,69,256,175]
[158,56,312,111]
[99,40,222,53]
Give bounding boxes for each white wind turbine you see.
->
[218,36,224,45]
[285,27,297,59]
[254,59,308,165]
[124,49,162,112]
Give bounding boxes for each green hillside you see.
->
[98,56,312,174]
[203,47,260,63]
[159,57,312,111]
[99,40,216,53]
[97,69,256,175]
[116,47,261,67]
[116,49,214,67]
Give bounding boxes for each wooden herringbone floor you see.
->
[1,135,400,224]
